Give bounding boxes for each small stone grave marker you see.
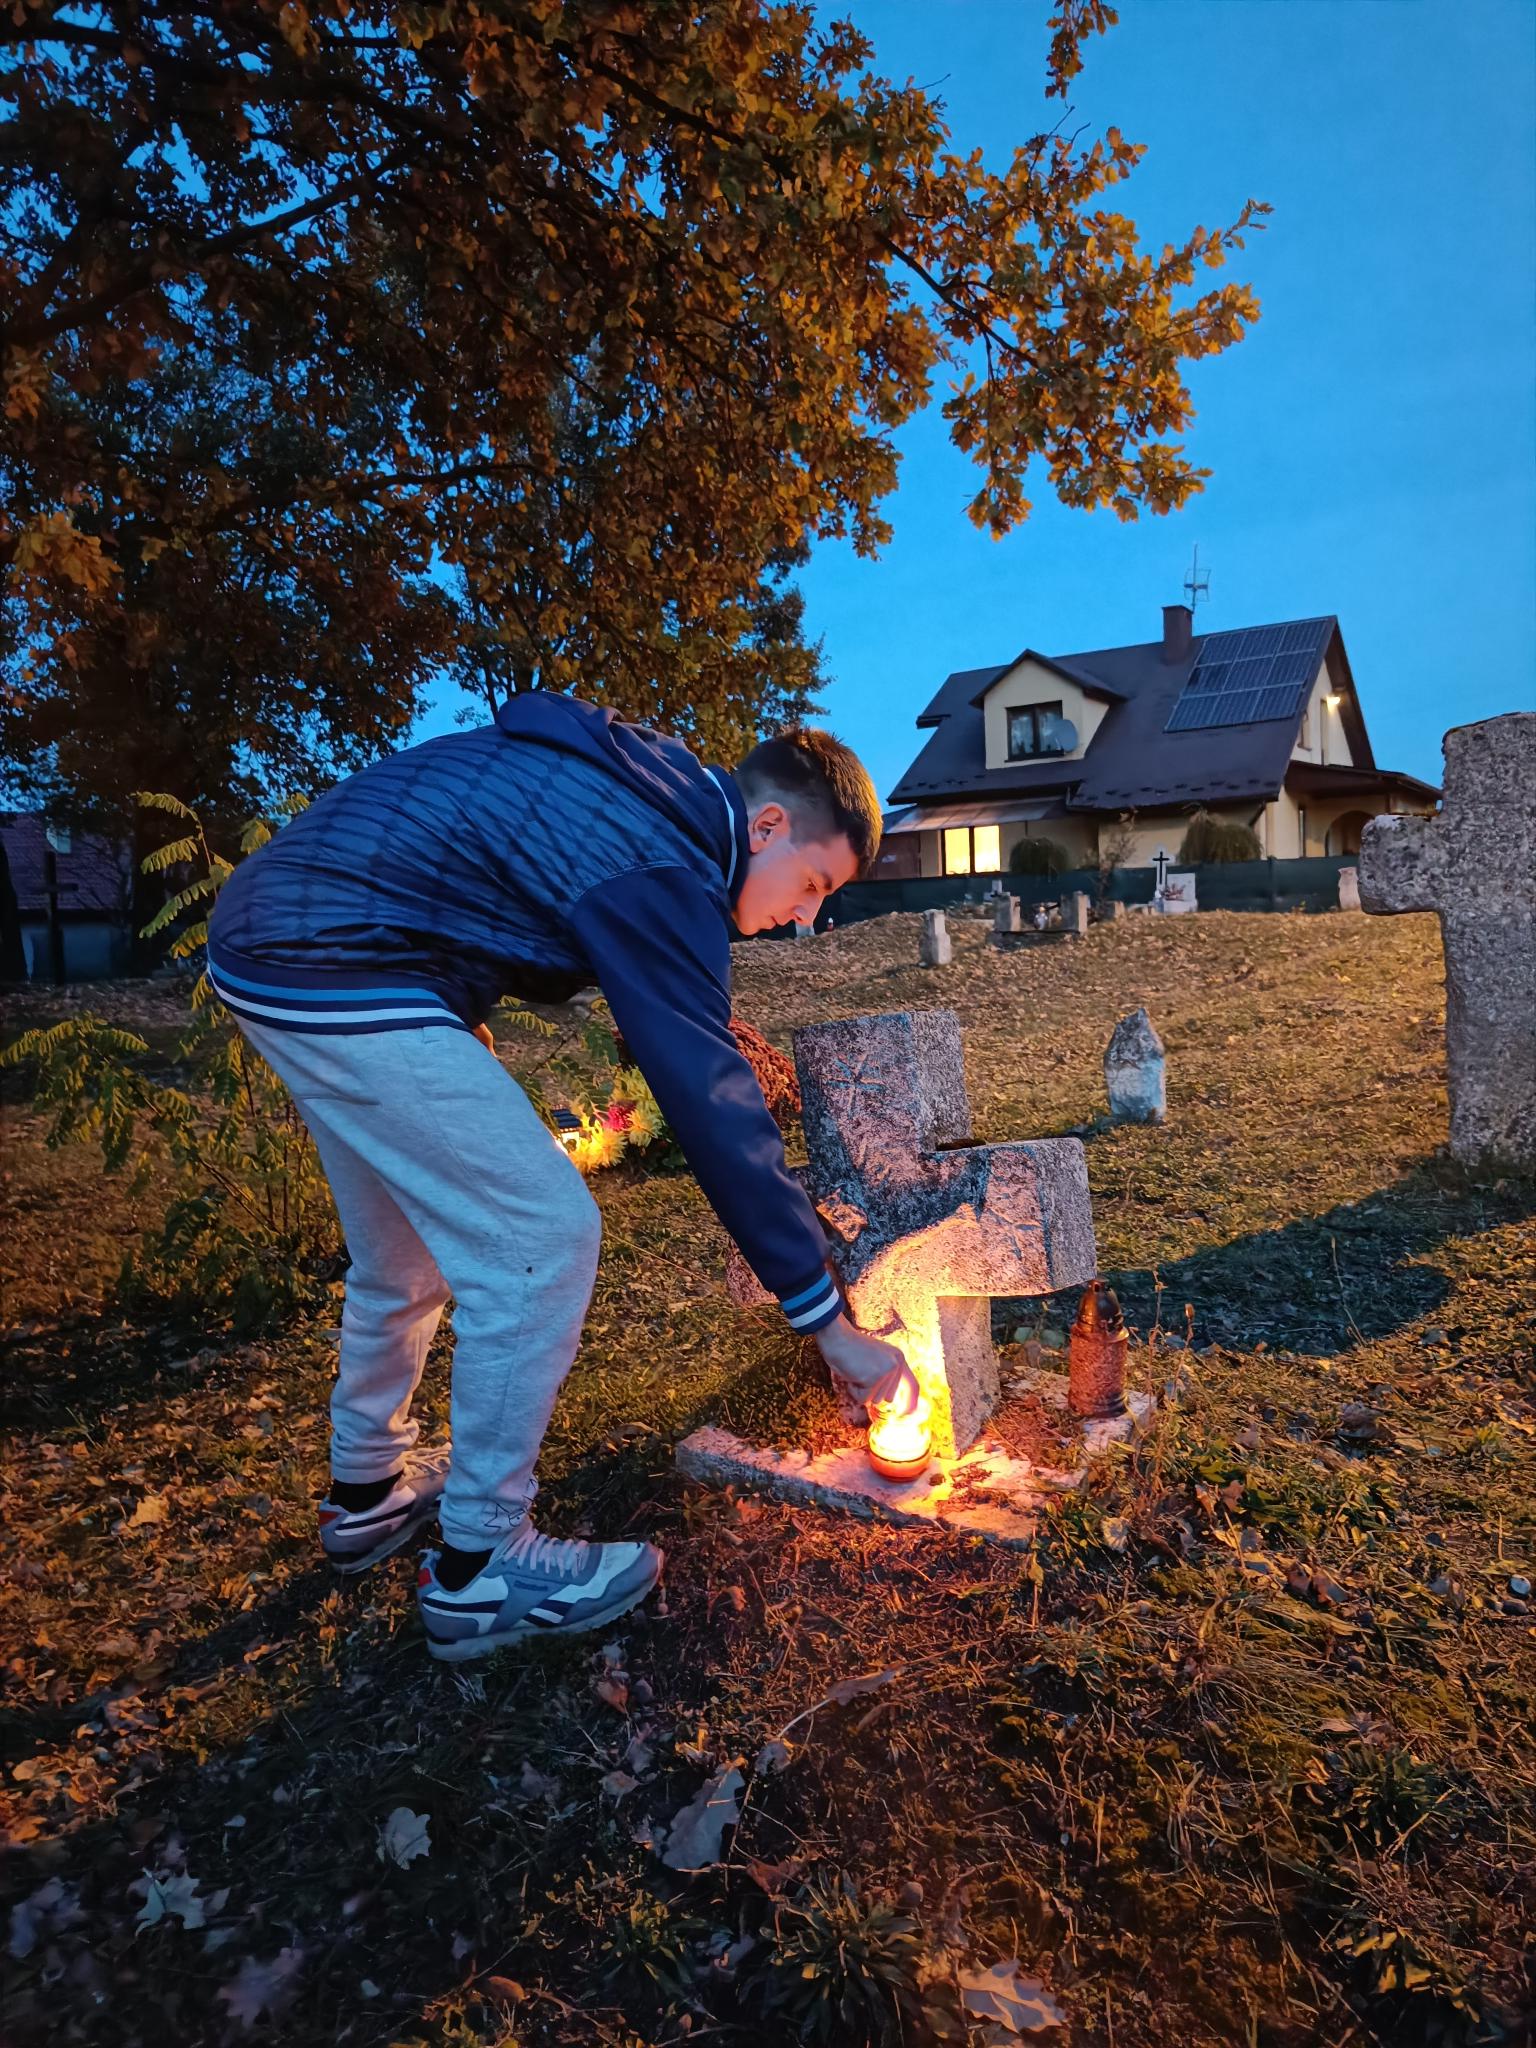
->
[919,908,951,967]
[993,894,1021,936]
[1105,1008,1166,1124]
[1337,865,1360,911]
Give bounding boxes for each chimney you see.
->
[1161,604,1193,664]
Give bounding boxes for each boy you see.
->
[207,693,918,1661]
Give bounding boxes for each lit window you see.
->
[972,824,1001,872]
[943,827,972,876]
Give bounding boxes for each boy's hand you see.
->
[472,1021,496,1053]
[816,1316,921,1419]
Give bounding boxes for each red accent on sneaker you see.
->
[318,1508,343,1525]
[417,1566,433,1587]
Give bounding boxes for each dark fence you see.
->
[815,855,1356,930]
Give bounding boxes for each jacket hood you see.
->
[494,693,750,902]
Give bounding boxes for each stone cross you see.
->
[733,1010,1097,1458]
[919,908,951,967]
[1359,713,1535,1167]
[1105,1008,1166,1124]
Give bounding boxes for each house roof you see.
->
[0,814,132,916]
[888,614,1421,812]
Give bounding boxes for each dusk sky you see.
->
[419,0,1536,802]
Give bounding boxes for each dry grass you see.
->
[2,910,1533,2048]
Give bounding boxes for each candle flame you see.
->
[867,1395,933,1475]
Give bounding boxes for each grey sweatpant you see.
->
[235,1018,601,1549]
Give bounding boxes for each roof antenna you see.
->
[1183,544,1211,612]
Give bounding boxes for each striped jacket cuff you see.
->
[778,1272,843,1334]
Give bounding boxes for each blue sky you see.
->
[420,0,1535,801]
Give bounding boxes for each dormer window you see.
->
[1007,702,1072,759]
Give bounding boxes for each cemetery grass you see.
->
[3,910,1534,2048]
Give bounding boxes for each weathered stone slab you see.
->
[993,894,1022,935]
[919,908,951,967]
[1158,872,1198,915]
[792,1010,1097,1457]
[1337,865,1360,911]
[1063,890,1090,936]
[1359,714,1535,1167]
[1105,1008,1166,1125]
[677,1374,1154,1550]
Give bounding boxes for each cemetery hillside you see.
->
[4,904,1534,2048]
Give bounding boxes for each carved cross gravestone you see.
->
[736,1010,1097,1458]
[919,908,951,967]
[1359,713,1536,1166]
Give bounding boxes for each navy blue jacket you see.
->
[208,694,841,1334]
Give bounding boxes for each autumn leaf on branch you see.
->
[3,1,1267,827]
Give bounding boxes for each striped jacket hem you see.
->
[208,947,471,1036]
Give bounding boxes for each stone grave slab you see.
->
[682,1008,1114,1547]
[1359,713,1535,1166]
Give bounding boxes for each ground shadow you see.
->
[1001,1158,1536,1358]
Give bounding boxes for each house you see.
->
[877,605,1440,879]
[0,814,133,981]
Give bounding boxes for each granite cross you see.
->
[733,1009,1097,1458]
[1358,713,1535,1167]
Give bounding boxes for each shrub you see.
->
[1008,834,1072,877]
[1178,809,1262,863]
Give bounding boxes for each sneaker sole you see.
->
[325,1495,442,1576]
[423,1551,664,1662]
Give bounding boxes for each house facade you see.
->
[0,814,133,981]
[877,606,1439,880]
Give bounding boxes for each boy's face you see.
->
[733,802,861,936]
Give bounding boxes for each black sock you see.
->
[328,1471,402,1513]
[435,1544,493,1591]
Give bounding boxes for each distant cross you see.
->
[1183,544,1211,612]
[1152,845,1171,895]
[731,1011,1097,1458]
[1359,714,1535,1166]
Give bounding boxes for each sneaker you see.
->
[319,1445,453,1574]
[416,1521,663,1661]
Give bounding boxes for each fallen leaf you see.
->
[219,1946,304,2029]
[517,1760,560,1803]
[128,1494,168,1527]
[133,1869,205,1931]
[659,1764,744,1872]
[826,1666,901,1708]
[754,1738,794,1776]
[1100,1516,1130,1553]
[595,1675,629,1712]
[483,1975,524,2009]
[959,1958,1067,2032]
[600,1770,638,1800]
[377,1806,431,1868]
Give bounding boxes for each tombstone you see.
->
[1158,872,1198,915]
[992,894,1021,936]
[1103,900,1126,923]
[793,921,816,940]
[727,1010,1097,1458]
[1063,890,1090,937]
[919,908,951,968]
[1337,865,1360,911]
[1358,714,1536,1166]
[1104,1008,1166,1124]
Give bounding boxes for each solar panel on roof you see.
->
[1164,618,1331,734]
